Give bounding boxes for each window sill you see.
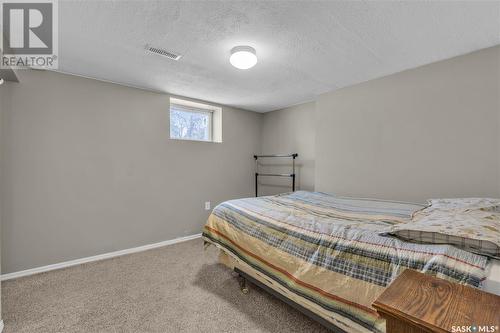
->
[169,137,222,143]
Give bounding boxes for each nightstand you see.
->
[373,269,500,333]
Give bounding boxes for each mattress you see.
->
[202,191,491,333]
[484,259,500,295]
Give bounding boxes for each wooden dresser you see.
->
[373,269,500,333]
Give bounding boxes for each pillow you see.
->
[424,198,500,212]
[383,198,500,259]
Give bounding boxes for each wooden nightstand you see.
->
[373,269,500,333]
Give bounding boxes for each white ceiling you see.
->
[58,1,500,112]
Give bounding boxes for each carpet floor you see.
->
[2,238,329,332]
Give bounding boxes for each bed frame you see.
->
[235,267,347,333]
[210,239,363,332]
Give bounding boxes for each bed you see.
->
[202,191,498,333]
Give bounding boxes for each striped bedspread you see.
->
[202,191,489,333]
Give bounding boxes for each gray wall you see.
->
[315,46,500,202]
[0,82,4,317]
[259,102,315,196]
[498,50,500,196]
[0,70,262,274]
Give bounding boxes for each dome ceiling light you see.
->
[230,46,257,70]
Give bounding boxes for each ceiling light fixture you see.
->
[230,46,257,70]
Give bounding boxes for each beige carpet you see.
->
[2,238,329,332]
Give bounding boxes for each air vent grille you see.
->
[145,45,182,61]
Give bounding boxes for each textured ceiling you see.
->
[58,1,500,112]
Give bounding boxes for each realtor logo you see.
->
[1,0,58,69]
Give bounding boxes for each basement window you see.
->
[169,98,222,142]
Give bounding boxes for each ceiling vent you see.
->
[145,45,182,61]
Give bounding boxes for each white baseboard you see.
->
[0,233,202,281]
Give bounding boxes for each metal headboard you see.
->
[253,153,298,197]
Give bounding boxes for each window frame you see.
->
[169,98,220,143]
